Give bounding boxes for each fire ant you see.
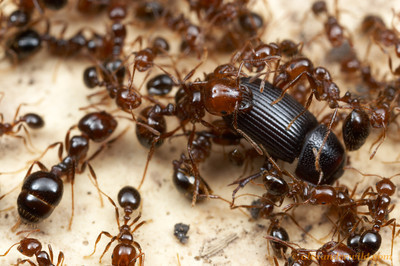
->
[85,185,145,265]
[0,99,44,152]
[0,230,64,265]
[14,111,121,230]
[361,13,400,58]
[172,132,214,201]
[309,0,352,48]
[163,12,206,56]
[347,167,399,259]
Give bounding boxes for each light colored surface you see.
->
[0,0,399,265]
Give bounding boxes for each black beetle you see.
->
[224,77,346,185]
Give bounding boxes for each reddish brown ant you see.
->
[309,0,353,48]
[361,12,400,59]
[85,185,145,265]
[0,99,44,152]
[0,230,64,266]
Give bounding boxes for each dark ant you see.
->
[172,152,213,202]
[136,105,168,149]
[0,230,64,265]
[85,186,145,265]
[0,100,45,151]
[135,104,175,190]
[171,130,216,201]
[171,117,244,201]
[14,111,120,230]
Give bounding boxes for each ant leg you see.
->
[98,236,118,263]
[232,102,263,155]
[94,178,121,228]
[84,231,114,258]
[13,124,36,153]
[230,170,265,205]
[48,244,54,262]
[282,200,310,212]
[67,165,76,230]
[56,252,65,266]
[87,163,104,207]
[30,142,63,164]
[137,67,152,91]
[12,103,28,122]
[271,71,313,105]
[85,127,129,163]
[131,221,146,233]
[86,171,120,228]
[369,125,386,159]
[287,91,315,130]
[138,137,159,190]
[187,123,201,206]
[64,125,77,157]
[25,161,49,177]
[132,242,144,265]
[315,108,338,181]
[16,259,36,266]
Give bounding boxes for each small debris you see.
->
[198,233,238,259]
[174,223,190,244]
